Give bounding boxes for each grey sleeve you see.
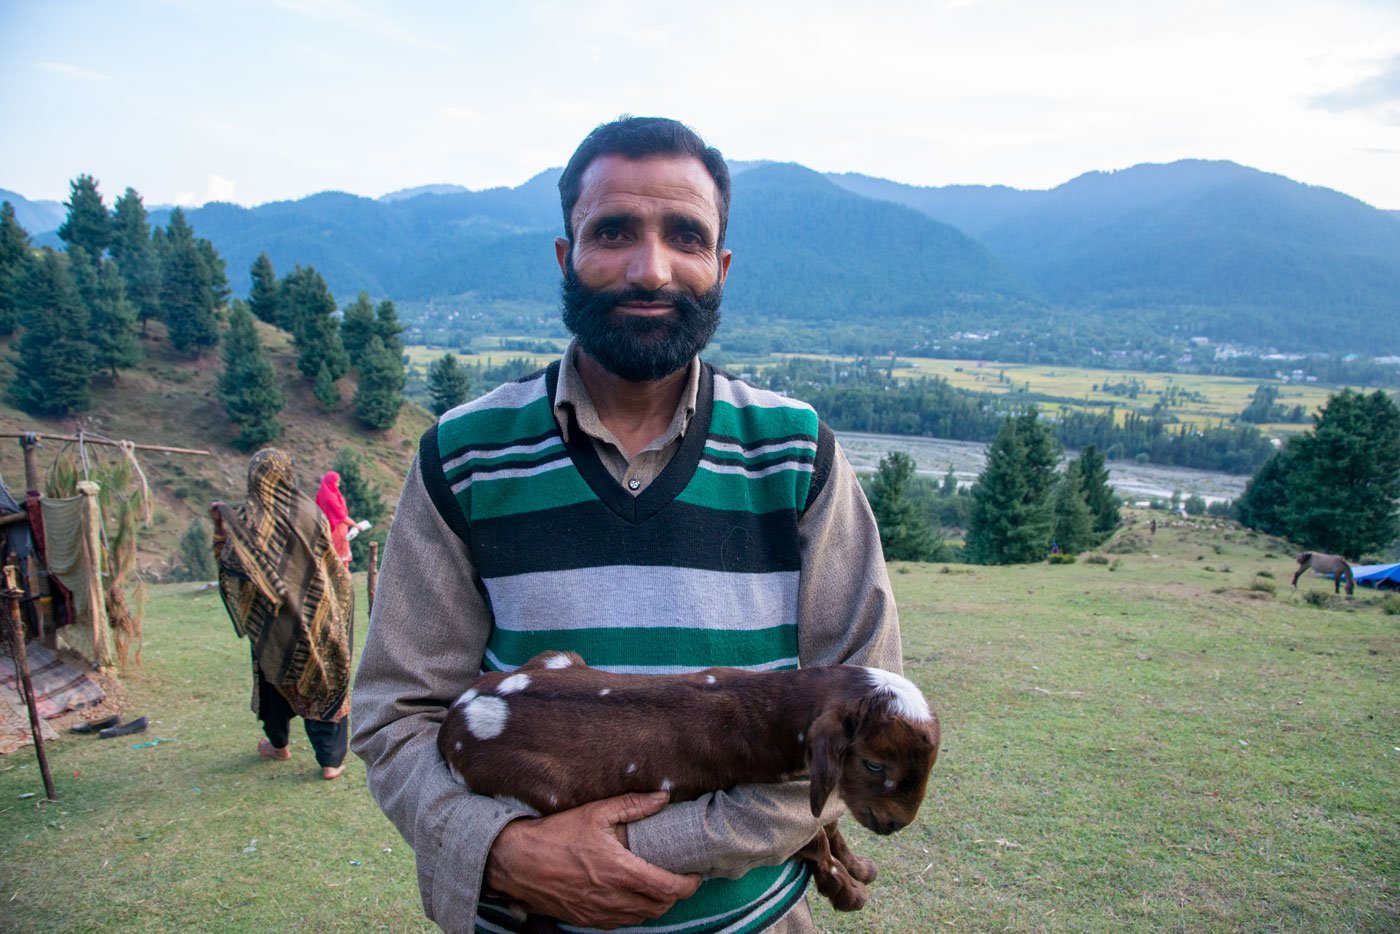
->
[626,442,902,876]
[350,457,532,931]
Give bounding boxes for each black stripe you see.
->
[706,430,821,452]
[803,420,837,514]
[439,427,561,468]
[700,450,816,473]
[471,499,802,577]
[446,450,571,485]
[419,424,473,546]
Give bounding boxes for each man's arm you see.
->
[626,443,902,877]
[352,459,696,930]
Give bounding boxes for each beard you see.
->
[560,257,723,382]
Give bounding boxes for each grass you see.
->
[3,515,1397,931]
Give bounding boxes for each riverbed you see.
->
[835,431,1249,505]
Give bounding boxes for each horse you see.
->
[1292,551,1354,595]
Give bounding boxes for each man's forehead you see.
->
[571,154,720,227]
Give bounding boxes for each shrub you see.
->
[1257,569,1275,579]
[1382,594,1400,616]
[1048,553,1077,565]
[1085,554,1110,565]
[1249,578,1277,594]
[170,518,216,582]
[1304,591,1331,609]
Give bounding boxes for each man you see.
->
[352,116,902,933]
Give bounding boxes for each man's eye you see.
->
[674,231,703,246]
[596,228,623,241]
[862,759,884,773]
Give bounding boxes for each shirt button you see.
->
[627,478,641,491]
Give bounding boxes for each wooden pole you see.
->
[25,555,54,648]
[366,541,379,616]
[2,432,211,457]
[18,434,56,646]
[4,564,57,801]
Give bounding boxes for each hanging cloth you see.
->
[38,482,113,667]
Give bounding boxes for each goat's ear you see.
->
[807,706,851,817]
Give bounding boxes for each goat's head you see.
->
[807,669,940,836]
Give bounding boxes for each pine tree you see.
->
[0,202,33,335]
[159,209,219,354]
[1235,447,1295,538]
[56,174,110,261]
[1075,445,1120,540]
[427,352,470,415]
[73,250,142,376]
[314,360,339,410]
[332,448,388,571]
[965,409,1061,564]
[940,465,959,497]
[109,188,161,330]
[219,301,285,450]
[7,250,94,415]
[340,292,376,366]
[282,266,349,382]
[1051,461,1095,554]
[868,452,939,562]
[197,237,231,310]
[374,298,405,361]
[171,518,218,582]
[354,335,404,430]
[248,253,282,328]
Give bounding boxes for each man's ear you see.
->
[716,248,732,286]
[555,237,571,275]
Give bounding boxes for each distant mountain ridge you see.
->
[9,159,1400,354]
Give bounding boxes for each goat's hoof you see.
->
[829,882,868,912]
[841,853,878,885]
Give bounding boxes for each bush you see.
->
[1382,594,1400,616]
[1249,578,1277,594]
[1304,591,1331,609]
[170,518,216,582]
[1256,569,1274,579]
[1085,554,1110,565]
[1048,553,1077,565]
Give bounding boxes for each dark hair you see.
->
[558,116,731,248]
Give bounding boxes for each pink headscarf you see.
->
[315,472,352,563]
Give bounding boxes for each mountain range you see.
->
[9,159,1400,355]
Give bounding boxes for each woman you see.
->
[315,471,354,569]
[212,448,353,780]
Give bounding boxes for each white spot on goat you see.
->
[660,778,674,793]
[627,762,637,774]
[884,778,896,791]
[797,732,805,744]
[454,741,463,752]
[549,794,558,809]
[543,653,573,669]
[465,695,509,739]
[453,688,479,708]
[599,688,611,696]
[446,762,467,787]
[863,668,932,722]
[497,673,531,695]
[705,674,716,684]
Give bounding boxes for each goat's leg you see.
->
[796,827,869,912]
[822,822,878,885]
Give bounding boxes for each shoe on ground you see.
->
[70,714,121,734]
[98,716,149,739]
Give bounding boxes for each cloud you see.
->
[173,175,238,207]
[1312,54,1400,111]
[38,61,113,82]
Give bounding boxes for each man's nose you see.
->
[626,235,671,292]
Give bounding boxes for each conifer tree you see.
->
[1075,445,1120,540]
[172,518,217,582]
[7,250,94,415]
[1051,461,1095,554]
[159,209,219,354]
[868,452,939,562]
[72,249,142,376]
[940,465,959,497]
[219,301,285,450]
[340,292,376,366]
[248,253,282,328]
[374,298,405,361]
[56,174,110,261]
[965,409,1061,564]
[109,188,161,330]
[1235,447,1295,539]
[197,237,231,309]
[427,352,470,415]
[354,335,405,430]
[332,448,387,570]
[314,360,339,410]
[0,201,32,335]
[282,266,349,382]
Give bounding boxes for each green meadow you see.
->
[3,513,1396,932]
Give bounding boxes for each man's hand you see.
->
[484,791,701,928]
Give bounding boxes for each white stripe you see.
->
[698,459,813,479]
[705,438,817,458]
[482,645,798,676]
[487,567,800,633]
[449,455,573,495]
[442,436,564,474]
[439,374,546,423]
[712,376,814,411]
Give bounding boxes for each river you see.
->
[835,431,1249,505]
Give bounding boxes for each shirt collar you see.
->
[553,339,701,448]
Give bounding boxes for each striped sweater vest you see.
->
[420,361,835,934]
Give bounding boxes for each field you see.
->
[2,513,1397,932]
[778,354,1338,436]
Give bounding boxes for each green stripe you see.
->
[438,392,555,455]
[465,468,596,521]
[709,399,817,442]
[448,440,567,476]
[702,447,815,470]
[484,625,798,671]
[677,467,813,515]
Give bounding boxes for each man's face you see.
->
[556,155,732,382]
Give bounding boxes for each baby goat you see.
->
[438,650,940,920]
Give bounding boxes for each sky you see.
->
[2,0,1399,211]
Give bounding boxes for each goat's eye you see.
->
[862,759,884,773]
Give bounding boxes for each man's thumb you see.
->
[594,791,671,827]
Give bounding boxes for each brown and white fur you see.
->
[438,651,940,923]
[1293,551,1355,595]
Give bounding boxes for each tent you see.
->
[1350,562,1400,590]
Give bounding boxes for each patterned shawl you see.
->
[215,449,353,722]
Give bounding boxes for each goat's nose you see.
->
[879,817,908,835]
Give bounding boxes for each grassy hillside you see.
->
[0,321,433,575]
[2,513,1396,931]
